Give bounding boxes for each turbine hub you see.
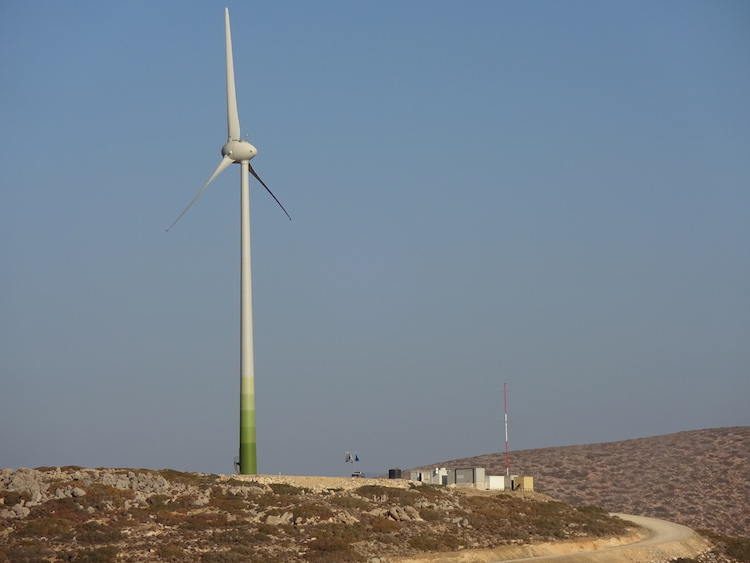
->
[222,140,257,162]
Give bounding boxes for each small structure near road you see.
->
[409,467,534,491]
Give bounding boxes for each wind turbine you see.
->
[167,7,290,475]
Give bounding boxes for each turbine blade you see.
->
[166,156,234,231]
[225,8,241,141]
[248,162,291,220]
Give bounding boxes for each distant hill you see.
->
[414,427,749,539]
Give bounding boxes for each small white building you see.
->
[411,468,534,491]
[410,467,449,485]
[485,474,534,491]
[449,467,485,488]
[486,475,507,490]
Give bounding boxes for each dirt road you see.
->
[395,513,711,563]
[609,513,694,546]
[493,513,709,563]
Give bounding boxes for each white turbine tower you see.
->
[167,7,290,475]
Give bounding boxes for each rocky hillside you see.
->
[417,427,749,539]
[0,467,634,563]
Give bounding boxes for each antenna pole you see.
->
[504,382,509,476]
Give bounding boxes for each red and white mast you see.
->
[504,382,510,476]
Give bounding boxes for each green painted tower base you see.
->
[239,375,256,474]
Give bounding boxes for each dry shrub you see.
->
[409,536,440,551]
[254,522,285,537]
[76,483,134,510]
[304,535,363,563]
[156,469,214,487]
[330,495,369,509]
[293,503,334,522]
[25,498,89,526]
[200,551,245,563]
[64,545,118,563]
[4,542,55,563]
[354,485,416,506]
[176,511,229,531]
[698,530,750,562]
[209,488,248,513]
[212,528,254,545]
[268,483,307,496]
[16,516,75,541]
[155,544,184,561]
[418,507,443,521]
[1,491,32,506]
[74,521,121,544]
[368,516,399,533]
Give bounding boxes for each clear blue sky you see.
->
[2,1,748,477]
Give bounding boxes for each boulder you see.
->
[190,495,210,507]
[387,506,410,521]
[266,511,294,525]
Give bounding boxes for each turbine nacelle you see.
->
[222,140,257,163]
